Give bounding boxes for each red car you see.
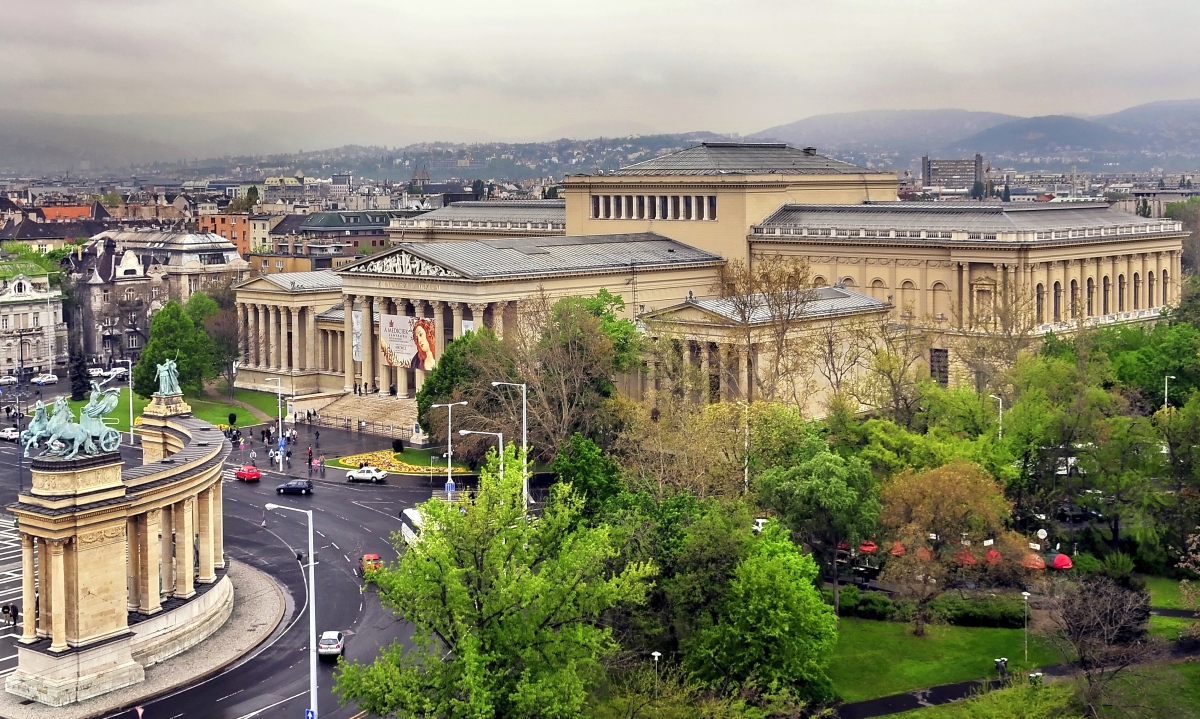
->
[358,554,382,576]
[235,465,261,481]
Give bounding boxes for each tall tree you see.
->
[758,428,879,616]
[335,449,654,719]
[132,301,209,397]
[68,346,89,402]
[204,308,241,398]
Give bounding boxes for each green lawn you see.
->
[1149,614,1197,640]
[67,392,151,433]
[1144,575,1188,610]
[67,393,256,432]
[232,389,282,418]
[830,618,1061,703]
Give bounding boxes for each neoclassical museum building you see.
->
[233,143,1185,420]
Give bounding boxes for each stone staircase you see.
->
[314,393,419,437]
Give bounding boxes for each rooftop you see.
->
[593,142,871,177]
[92,229,238,252]
[390,200,564,232]
[680,285,889,325]
[339,232,724,281]
[753,202,1184,243]
[259,270,342,292]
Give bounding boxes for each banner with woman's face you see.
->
[380,314,438,370]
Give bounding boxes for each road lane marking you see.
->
[343,554,350,563]
[235,693,308,719]
[217,689,244,702]
[331,542,339,550]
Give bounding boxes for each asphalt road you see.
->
[0,421,435,719]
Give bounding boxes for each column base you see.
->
[6,635,144,707]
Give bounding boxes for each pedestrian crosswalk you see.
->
[0,515,25,679]
[222,468,236,482]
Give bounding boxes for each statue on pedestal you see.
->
[155,358,181,396]
[22,377,123,460]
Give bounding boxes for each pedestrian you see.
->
[314,430,320,447]
[249,449,257,466]
[318,455,325,477]
[285,448,292,467]
[307,445,312,463]
[10,604,17,628]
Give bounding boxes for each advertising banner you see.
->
[351,310,362,362]
[380,314,439,371]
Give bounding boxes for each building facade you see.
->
[0,266,68,378]
[196,214,251,255]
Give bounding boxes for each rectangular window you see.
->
[708,196,717,220]
[1,317,7,330]
[32,314,38,328]
[603,195,612,219]
[591,195,600,219]
[637,195,645,219]
[683,196,693,220]
[930,348,949,387]
[625,196,635,219]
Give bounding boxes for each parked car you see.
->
[346,466,388,484]
[106,367,128,379]
[400,507,424,547]
[235,465,261,481]
[276,479,313,495]
[317,630,345,659]
[0,376,17,386]
[358,553,382,576]
[32,374,58,385]
[87,368,106,378]
[0,427,19,441]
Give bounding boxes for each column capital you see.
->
[429,299,445,310]
[468,302,487,313]
[47,537,68,551]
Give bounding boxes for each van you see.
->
[400,507,424,548]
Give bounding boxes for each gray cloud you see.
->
[1,0,1198,148]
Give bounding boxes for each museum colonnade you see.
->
[18,483,224,651]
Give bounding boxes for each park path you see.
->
[200,381,272,422]
[834,609,1199,718]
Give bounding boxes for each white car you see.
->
[0,428,18,441]
[317,630,344,659]
[0,376,16,386]
[87,368,106,378]
[32,374,58,385]
[106,367,128,379]
[346,466,388,484]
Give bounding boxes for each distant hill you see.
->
[1093,99,1200,154]
[945,115,1136,154]
[750,109,1017,153]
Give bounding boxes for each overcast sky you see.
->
[3,0,1199,144]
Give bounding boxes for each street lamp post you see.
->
[265,377,283,472]
[263,503,318,718]
[1165,375,1176,411]
[651,651,661,696]
[116,359,134,445]
[432,401,467,493]
[990,394,1004,440]
[1021,591,1031,662]
[491,381,528,508]
[459,429,503,476]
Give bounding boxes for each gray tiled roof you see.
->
[261,270,342,291]
[410,200,564,224]
[688,285,888,324]
[604,142,869,177]
[341,233,724,280]
[756,202,1182,237]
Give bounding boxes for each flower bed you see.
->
[333,450,469,474]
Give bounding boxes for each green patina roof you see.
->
[0,261,50,280]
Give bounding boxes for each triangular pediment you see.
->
[342,249,461,278]
[641,302,739,326]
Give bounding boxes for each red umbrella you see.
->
[891,541,906,556]
[984,548,1002,565]
[1021,552,1046,570]
[860,541,878,554]
[837,541,850,551]
[1052,553,1073,570]
[916,546,934,562]
[954,548,976,566]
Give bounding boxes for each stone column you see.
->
[343,295,355,391]
[267,305,279,369]
[738,345,750,401]
[468,303,487,333]
[20,533,35,642]
[197,489,215,584]
[160,505,174,598]
[174,499,195,598]
[37,538,49,637]
[256,305,267,368]
[126,517,140,612]
[362,296,376,392]
[699,342,710,404]
[237,303,247,362]
[286,306,298,371]
[49,538,66,652]
[213,481,225,569]
[305,305,317,371]
[431,301,446,356]
[1125,254,1135,311]
[139,509,162,613]
[394,302,409,396]
[452,302,464,339]
[1175,250,1183,304]
[493,302,505,339]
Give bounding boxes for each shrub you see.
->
[855,591,896,620]
[838,584,861,613]
[1072,551,1103,575]
[228,412,237,427]
[392,438,405,453]
[930,593,1024,628]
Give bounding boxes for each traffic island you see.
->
[0,559,285,719]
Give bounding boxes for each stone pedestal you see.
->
[139,393,192,464]
[6,636,144,707]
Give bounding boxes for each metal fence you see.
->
[309,413,413,439]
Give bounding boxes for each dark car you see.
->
[276,479,314,495]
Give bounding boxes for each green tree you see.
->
[758,428,879,616]
[1078,415,1164,551]
[1002,183,1011,202]
[553,433,623,516]
[335,449,654,718]
[226,186,259,213]
[184,291,220,327]
[414,328,495,433]
[971,180,986,200]
[684,523,837,701]
[472,178,485,199]
[132,301,210,397]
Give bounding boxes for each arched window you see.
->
[932,282,949,321]
[1132,273,1141,310]
[1070,279,1079,318]
[870,278,887,302]
[900,280,916,315]
[1087,277,1095,316]
[14,282,24,294]
[1036,283,1045,324]
[1053,281,1062,321]
[1103,276,1111,315]
[840,277,856,288]
[1118,274,1126,312]
[812,276,827,287]
[124,287,136,302]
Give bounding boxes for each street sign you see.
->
[305,710,315,719]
